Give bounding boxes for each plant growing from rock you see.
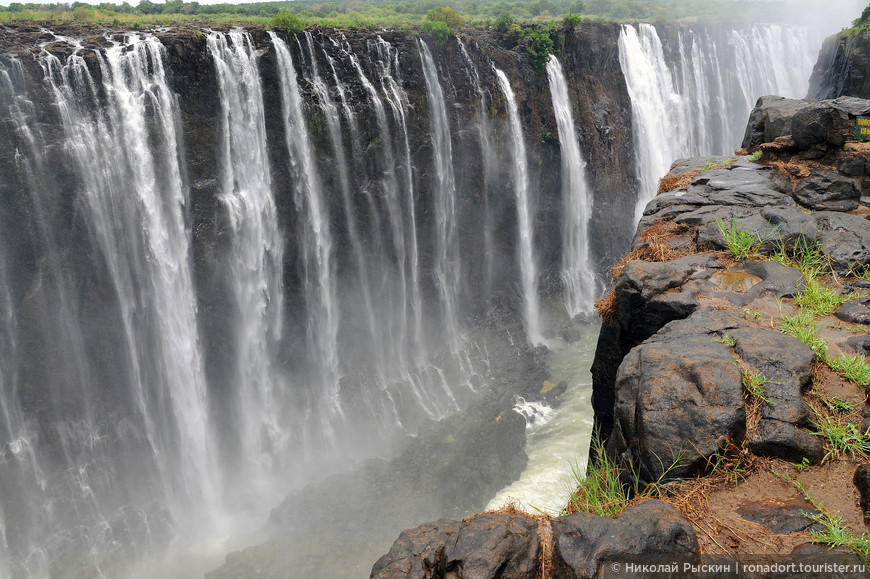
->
[828,353,870,387]
[779,308,829,357]
[810,406,870,463]
[818,394,853,414]
[741,369,774,405]
[717,218,769,260]
[794,277,852,317]
[564,439,679,518]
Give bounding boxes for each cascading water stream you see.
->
[619,23,821,223]
[419,39,461,353]
[495,68,542,345]
[456,38,497,300]
[206,30,286,499]
[271,32,343,445]
[546,55,597,317]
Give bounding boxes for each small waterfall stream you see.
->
[546,55,597,317]
[495,68,542,346]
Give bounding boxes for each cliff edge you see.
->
[369,97,870,578]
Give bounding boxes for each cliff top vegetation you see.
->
[0,0,829,29]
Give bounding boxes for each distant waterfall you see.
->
[619,23,821,222]
[495,68,542,345]
[546,55,597,317]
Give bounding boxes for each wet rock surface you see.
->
[592,95,870,494]
[370,500,699,579]
[609,308,746,483]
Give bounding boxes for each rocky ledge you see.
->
[370,98,870,577]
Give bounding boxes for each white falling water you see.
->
[457,37,498,303]
[619,23,821,223]
[207,30,285,499]
[495,68,542,345]
[546,55,597,317]
[419,39,461,352]
[271,32,343,445]
[44,33,213,510]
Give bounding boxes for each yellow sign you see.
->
[856,116,870,140]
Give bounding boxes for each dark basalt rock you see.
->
[729,327,824,463]
[736,496,821,535]
[742,95,814,149]
[793,169,860,211]
[836,295,870,325]
[809,28,870,100]
[371,514,541,579]
[854,465,870,523]
[813,211,870,275]
[551,501,700,578]
[791,97,870,150]
[748,419,825,465]
[731,328,815,425]
[370,519,464,579]
[608,308,746,484]
[372,501,699,579]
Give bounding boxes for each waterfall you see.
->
[207,30,286,498]
[495,68,542,345]
[419,39,461,352]
[619,23,821,223]
[0,32,216,576]
[457,38,497,303]
[271,32,343,445]
[546,55,597,317]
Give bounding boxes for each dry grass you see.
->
[594,290,617,323]
[648,439,756,522]
[595,219,696,322]
[658,168,703,194]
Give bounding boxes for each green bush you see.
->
[421,20,451,43]
[562,13,581,28]
[272,8,305,34]
[521,28,554,71]
[494,13,514,32]
[425,6,463,29]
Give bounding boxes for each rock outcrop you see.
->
[809,28,870,100]
[592,96,870,480]
[370,500,699,579]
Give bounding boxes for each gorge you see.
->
[0,12,844,578]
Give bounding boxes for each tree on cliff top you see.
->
[425,6,465,30]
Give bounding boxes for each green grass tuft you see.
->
[793,278,852,317]
[811,407,870,463]
[779,309,828,357]
[741,369,774,404]
[717,218,772,260]
[828,353,870,387]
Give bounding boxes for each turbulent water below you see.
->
[486,322,600,514]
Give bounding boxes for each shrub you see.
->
[421,20,451,43]
[562,13,582,29]
[494,13,514,32]
[425,6,463,30]
[520,28,554,72]
[272,8,305,35]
